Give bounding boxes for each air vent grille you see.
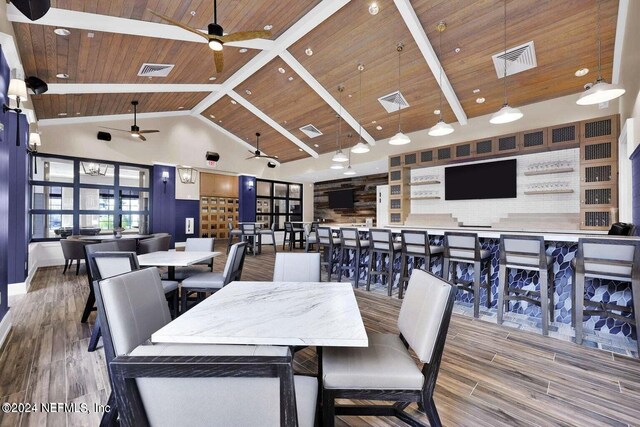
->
[584,119,612,139]
[584,188,612,205]
[476,140,493,154]
[437,147,451,160]
[584,211,610,227]
[551,125,576,143]
[420,150,433,163]
[137,63,175,77]
[404,153,417,165]
[585,165,612,183]
[498,135,517,151]
[378,91,410,114]
[389,170,402,181]
[390,199,401,209]
[299,124,323,139]
[456,144,471,157]
[523,131,545,147]
[584,142,612,160]
[492,41,537,78]
[390,185,401,196]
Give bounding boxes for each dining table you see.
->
[137,250,222,280]
[77,233,151,241]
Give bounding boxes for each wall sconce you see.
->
[3,78,28,147]
[177,166,197,184]
[247,179,255,191]
[162,170,170,193]
[28,132,41,174]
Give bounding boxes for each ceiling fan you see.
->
[246,133,278,160]
[100,101,160,142]
[148,0,272,73]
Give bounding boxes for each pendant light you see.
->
[429,21,454,137]
[344,133,357,175]
[576,0,625,105]
[331,86,349,162]
[351,63,370,154]
[389,43,411,145]
[490,0,523,125]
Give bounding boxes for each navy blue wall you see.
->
[0,47,10,321]
[174,200,200,242]
[631,145,640,231]
[7,113,29,284]
[238,175,256,222]
[151,165,176,247]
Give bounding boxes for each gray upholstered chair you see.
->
[321,268,455,427]
[317,227,341,281]
[304,223,318,252]
[283,221,304,251]
[273,252,321,282]
[226,222,243,254]
[241,223,261,256]
[338,228,369,288]
[259,222,277,253]
[95,268,317,427]
[399,230,444,299]
[180,242,247,312]
[138,235,171,254]
[366,229,402,296]
[60,238,88,275]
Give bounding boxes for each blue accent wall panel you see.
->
[631,145,640,231]
[151,166,176,248]
[238,175,256,222]
[174,200,200,243]
[0,47,11,320]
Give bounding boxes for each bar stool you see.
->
[366,229,402,296]
[240,223,261,256]
[573,238,640,354]
[398,230,444,299]
[338,228,369,288]
[305,222,319,252]
[497,235,554,335]
[227,222,242,254]
[283,222,304,251]
[443,232,492,318]
[317,227,341,281]
[258,222,277,253]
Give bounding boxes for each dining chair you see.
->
[60,238,88,275]
[241,223,261,256]
[321,268,455,427]
[138,235,171,254]
[180,242,247,312]
[227,222,243,254]
[366,229,402,296]
[259,222,278,253]
[338,228,369,288]
[95,267,317,427]
[399,230,444,299]
[283,221,304,251]
[161,237,216,281]
[317,227,341,281]
[273,252,321,282]
[304,223,318,253]
[82,241,124,327]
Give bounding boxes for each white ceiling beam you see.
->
[228,90,318,158]
[47,83,221,95]
[612,0,628,85]
[279,51,375,146]
[0,32,24,76]
[37,110,190,126]
[393,0,468,126]
[6,4,273,50]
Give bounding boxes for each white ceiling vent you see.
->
[378,91,410,114]
[492,41,537,78]
[137,63,175,77]
[299,124,323,139]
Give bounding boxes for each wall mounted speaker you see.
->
[97,131,112,141]
[267,162,277,168]
[10,0,50,21]
[25,76,48,95]
[206,151,220,162]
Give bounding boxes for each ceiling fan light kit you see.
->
[100,100,160,141]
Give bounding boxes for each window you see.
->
[29,155,152,240]
[255,179,303,231]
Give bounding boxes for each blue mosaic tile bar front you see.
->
[326,231,636,340]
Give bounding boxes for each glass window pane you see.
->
[31,186,73,210]
[274,215,286,231]
[120,214,149,233]
[79,214,114,234]
[79,162,115,185]
[289,200,301,216]
[119,166,149,188]
[79,188,114,211]
[274,199,287,214]
[289,184,301,199]
[32,158,74,183]
[274,183,287,198]
[257,181,271,197]
[120,190,150,211]
[31,214,74,239]
[257,198,271,214]
[256,214,271,229]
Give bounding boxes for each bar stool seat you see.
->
[366,229,401,296]
[399,230,445,299]
[240,223,261,256]
[449,248,491,261]
[338,228,368,288]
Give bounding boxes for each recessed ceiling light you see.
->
[239,48,248,53]
[454,47,461,54]
[264,24,273,31]
[575,68,589,77]
[76,112,81,115]
[473,88,480,94]
[87,32,95,38]
[208,76,217,81]
[209,114,215,119]
[278,67,286,74]
[58,113,68,116]
[284,120,288,124]
[305,47,313,56]
[219,120,222,123]
[433,109,441,115]
[298,148,303,152]
[245,89,252,95]
[178,106,184,110]
[376,125,382,130]
[54,28,70,36]
[476,97,485,104]
[314,144,319,147]
[288,76,294,81]
[190,10,196,16]
[371,120,377,124]
[56,73,69,79]
[348,94,352,98]
[368,2,379,15]
[230,100,237,104]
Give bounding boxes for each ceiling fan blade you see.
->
[147,9,210,41]
[100,126,130,133]
[138,134,147,142]
[138,130,160,134]
[220,30,272,43]
[214,50,224,73]
[245,155,257,160]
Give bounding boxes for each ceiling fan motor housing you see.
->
[131,125,140,133]
[208,23,224,37]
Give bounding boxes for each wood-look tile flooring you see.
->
[1,245,640,426]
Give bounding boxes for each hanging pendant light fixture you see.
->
[576,0,625,105]
[344,133,356,175]
[332,86,349,162]
[351,63,370,154]
[389,43,411,145]
[490,0,523,125]
[429,22,455,137]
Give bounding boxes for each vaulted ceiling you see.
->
[10,0,619,163]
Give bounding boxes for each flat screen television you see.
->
[445,159,517,200]
[328,189,354,209]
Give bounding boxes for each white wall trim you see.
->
[0,310,12,351]
[0,31,24,76]
[619,118,633,222]
[38,110,191,126]
[612,0,629,85]
[47,83,221,95]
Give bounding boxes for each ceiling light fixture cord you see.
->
[397,43,403,132]
[596,0,602,79]
[213,0,217,24]
[338,86,344,150]
[502,0,507,106]
[359,64,363,139]
[438,23,444,120]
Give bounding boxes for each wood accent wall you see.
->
[314,173,388,223]
[200,172,239,198]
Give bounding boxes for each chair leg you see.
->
[548,267,555,323]
[354,249,361,288]
[100,392,118,427]
[322,390,335,427]
[630,280,640,356]
[62,259,68,274]
[88,319,101,352]
[387,253,394,297]
[539,270,549,336]
[574,271,585,345]
[423,396,442,427]
[181,288,189,314]
[473,261,481,318]
[81,288,96,323]
[485,260,491,308]
[398,255,407,299]
[497,265,507,325]
[366,250,374,291]
[443,257,450,282]
[337,248,346,282]
[76,259,81,275]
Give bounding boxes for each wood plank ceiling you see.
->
[12,0,620,163]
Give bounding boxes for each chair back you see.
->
[85,241,123,282]
[138,235,171,254]
[317,227,336,246]
[185,238,215,252]
[61,238,87,260]
[284,222,294,232]
[222,242,248,285]
[114,239,137,252]
[576,237,640,282]
[369,229,393,252]
[88,252,139,281]
[227,222,234,231]
[500,235,547,269]
[401,230,430,257]
[340,228,361,249]
[240,223,257,235]
[444,232,481,262]
[311,222,319,233]
[273,253,321,281]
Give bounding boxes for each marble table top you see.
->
[137,251,221,267]
[77,234,151,241]
[152,281,369,347]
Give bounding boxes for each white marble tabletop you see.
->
[77,234,151,241]
[152,281,369,347]
[137,251,221,267]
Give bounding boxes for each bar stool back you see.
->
[443,232,492,318]
[338,228,369,288]
[240,223,260,256]
[366,229,402,296]
[283,222,304,251]
[573,238,640,354]
[317,227,341,281]
[399,230,444,299]
[498,235,554,335]
[258,222,277,253]
[227,222,242,254]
